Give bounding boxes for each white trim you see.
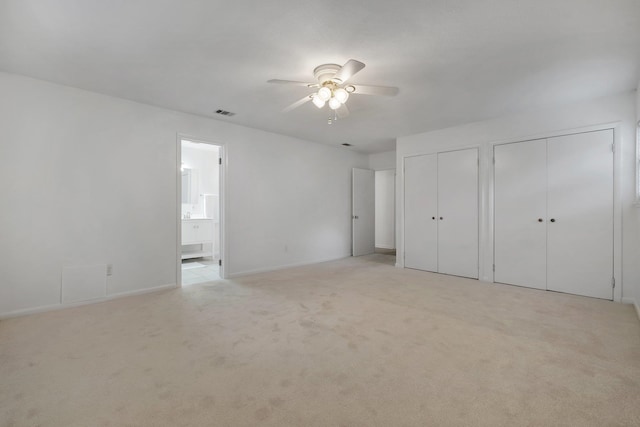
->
[623,297,640,321]
[375,244,396,250]
[0,283,177,319]
[227,255,351,279]
[635,119,640,206]
[402,143,482,160]
[484,121,622,149]
[177,134,227,282]
[176,135,182,287]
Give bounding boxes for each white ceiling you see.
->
[1,1,639,153]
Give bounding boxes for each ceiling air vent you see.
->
[215,109,236,117]
[341,143,353,147]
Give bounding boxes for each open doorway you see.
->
[178,137,224,285]
[375,169,396,259]
[352,168,396,264]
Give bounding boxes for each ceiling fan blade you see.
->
[268,79,318,88]
[336,103,350,119]
[332,59,365,83]
[350,84,399,96]
[282,95,312,112]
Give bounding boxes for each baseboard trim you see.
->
[0,283,177,319]
[375,244,396,250]
[227,255,351,279]
[622,297,640,322]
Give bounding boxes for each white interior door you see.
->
[352,168,375,256]
[546,129,614,299]
[494,140,548,289]
[437,149,479,279]
[404,154,438,271]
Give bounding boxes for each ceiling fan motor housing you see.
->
[313,64,341,84]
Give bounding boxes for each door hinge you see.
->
[493,264,495,272]
[611,143,615,153]
[492,157,495,165]
[219,259,222,267]
[612,277,615,288]
[219,157,222,165]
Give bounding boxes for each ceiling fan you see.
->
[268,59,398,120]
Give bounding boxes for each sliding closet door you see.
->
[404,154,438,271]
[437,149,479,279]
[494,140,547,289]
[546,129,614,299]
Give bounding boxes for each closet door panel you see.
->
[437,149,479,279]
[547,129,614,300]
[404,154,438,271]
[494,140,547,289]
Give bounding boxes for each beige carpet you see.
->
[1,254,639,426]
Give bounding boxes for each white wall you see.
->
[0,72,367,316]
[369,150,396,171]
[396,91,639,303]
[375,170,395,249]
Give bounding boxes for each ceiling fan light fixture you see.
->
[312,95,325,109]
[269,59,398,119]
[317,87,332,101]
[334,88,349,104]
[328,97,341,110]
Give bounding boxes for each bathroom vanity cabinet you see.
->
[181,218,214,259]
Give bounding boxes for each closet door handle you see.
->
[550,218,556,223]
[432,216,436,220]
[439,217,443,220]
[538,218,543,222]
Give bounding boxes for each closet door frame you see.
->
[397,122,621,303]
[400,146,481,279]
[489,122,623,302]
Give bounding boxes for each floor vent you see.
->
[215,109,236,117]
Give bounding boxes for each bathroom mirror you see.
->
[181,168,199,204]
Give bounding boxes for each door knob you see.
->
[432,216,435,220]
[439,217,443,220]
[538,218,543,222]
[550,218,556,223]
